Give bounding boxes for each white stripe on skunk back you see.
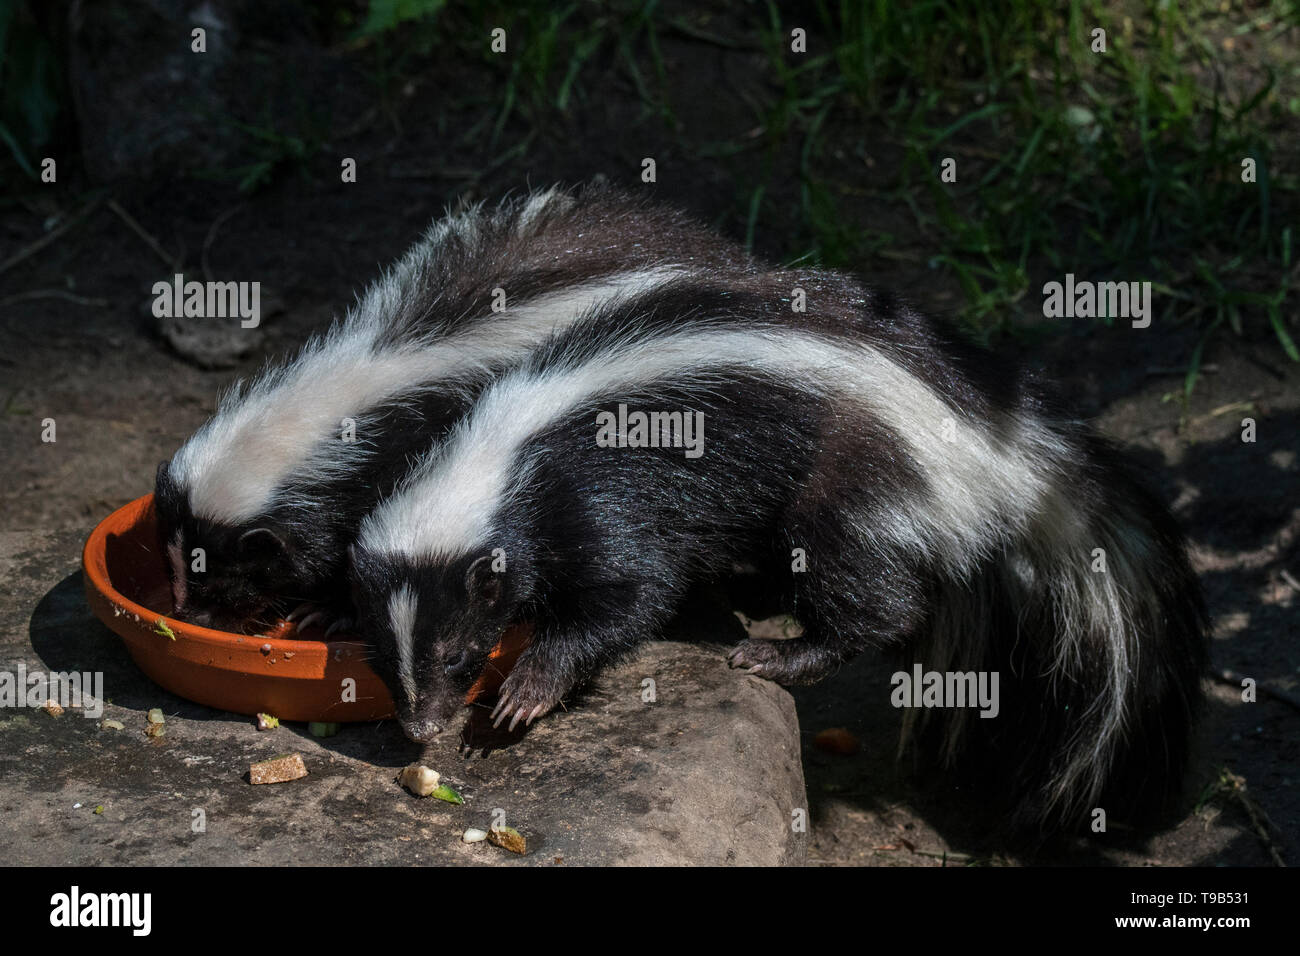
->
[361,323,1063,571]
[170,264,688,524]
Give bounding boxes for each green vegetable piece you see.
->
[430,784,464,805]
[153,618,176,640]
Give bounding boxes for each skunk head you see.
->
[154,460,304,631]
[348,546,515,741]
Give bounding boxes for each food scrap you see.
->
[398,764,440,797]
[733,610,805,641]
[430,784,463,805]
[256,713,279,731]
[144,709,166,738]
[812,727,860,756]
[153,617,177,640]
[488,825,527,855]
[42,699,64,717]
[100,719,124,731]
[249,753,308,785]
[462,828,488,843]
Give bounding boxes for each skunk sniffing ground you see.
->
[154,185,756,631]
[349,270,1208,837]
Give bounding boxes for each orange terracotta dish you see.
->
[82,494,528,723]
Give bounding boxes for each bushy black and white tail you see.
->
[904,417,1208,834]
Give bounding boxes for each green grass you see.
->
[377,0,1294,371]
[340,0,1300,375]
[736,0,1300,366]
[9,0,1295,378]
[100,0,1299,381]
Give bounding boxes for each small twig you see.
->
[1187,400,1258,430]
[0,199,102,277]
[1221,770,1286,867]
[106,198,177,268]
[0,289,109,308]
[201,204,247,283]
[1216,669,1300,713]
[912,848,976,862]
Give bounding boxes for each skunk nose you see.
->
[404,717,444,742]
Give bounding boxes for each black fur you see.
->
[350,267,1208,840]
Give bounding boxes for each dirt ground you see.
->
[1,6,1295,866]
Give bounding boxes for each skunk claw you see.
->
[286,603,315,623]
[324,617,353,638]
[490,691,512,725]
[296,610,327,632]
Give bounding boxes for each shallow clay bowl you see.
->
[82,494,526,723]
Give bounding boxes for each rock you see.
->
[68,0,240,183]
[1,527,807,865]
[67,0,332,185]
[488,825,527,855]
[155,311,265,370]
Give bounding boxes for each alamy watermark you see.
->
[595,404,705,459]
[1042,273,1152,328]
[49,886,151,936]
[1,664,104,718]
[890,664,999,718]
[151,272,261,328]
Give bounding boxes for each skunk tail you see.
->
[909,427,1209,836]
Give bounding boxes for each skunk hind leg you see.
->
[727,537,929,684]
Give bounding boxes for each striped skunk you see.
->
[349,263,1208,836]
[154,184,754,631]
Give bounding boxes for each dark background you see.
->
[1,0,1296,865]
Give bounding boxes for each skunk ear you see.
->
[464,554,503,606]
[237,527,287,559]
[155,459,173,493]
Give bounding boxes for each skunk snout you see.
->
[402,716,444,742]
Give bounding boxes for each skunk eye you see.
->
[444,649,469,676]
